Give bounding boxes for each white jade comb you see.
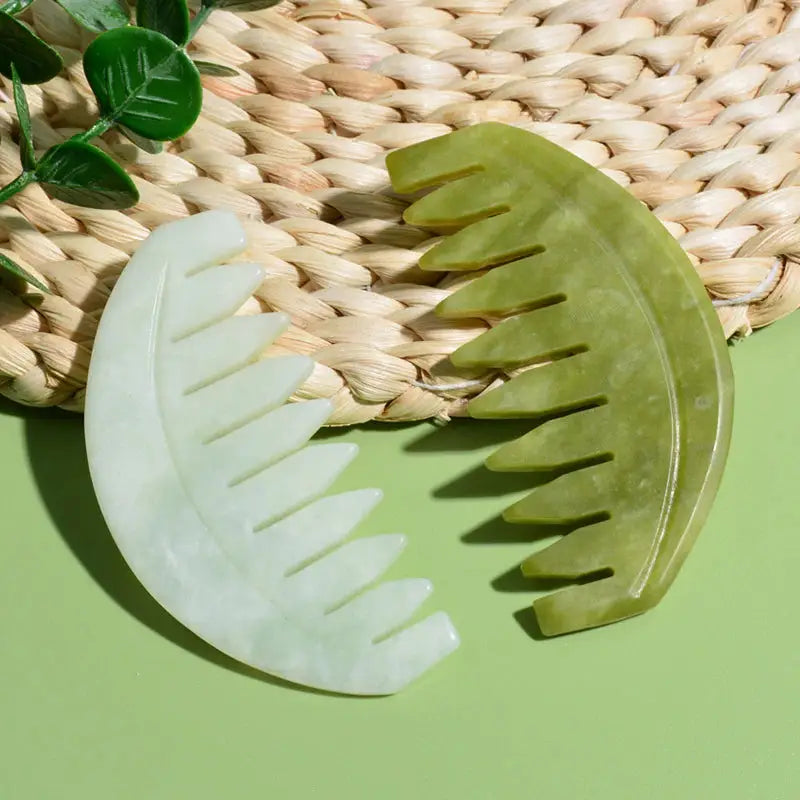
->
[84,210,458,695]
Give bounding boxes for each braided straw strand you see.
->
[0,0,798,423]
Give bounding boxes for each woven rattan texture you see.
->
[0,0,798,423]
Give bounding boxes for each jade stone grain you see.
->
[387,123,734,636]
[84,210,458,694]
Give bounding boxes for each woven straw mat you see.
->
[0,0,798,424]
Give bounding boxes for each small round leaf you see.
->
[0,252,49,294]
[0,12,63,84]
[137,0,190,46]
[193,59,239,77]
[36,140,139,210]
[83,27,202,141]
[118,124,164,155]
[55,0,130,33]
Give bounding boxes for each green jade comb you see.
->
[386,123,734,637]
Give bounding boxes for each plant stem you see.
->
[188,5,213,42]
[74,118,113,144]
[0,171,35,204]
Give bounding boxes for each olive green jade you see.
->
[386,123,734,637]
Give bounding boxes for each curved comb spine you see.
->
[85,210,459,694]
[388,123,734,636]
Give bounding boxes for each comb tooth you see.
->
[246,488,382,584]
[236,443,359,531]
[468,352,606,420]
[403,172,512,230]
[487,406,614,472]
[281,534,407,615]
[148,210,247,279]
[503,462,614,524]
[436,250,566,318]
[521,520,614,579]
[325,578,433,641]
[354,612,460,695]
[169,263,266,339]
[210,399,333,484]
[418,208,544,272]
[175,313,290,392]
[384,124,495,194]
[451,302,583,369]
[179,355,313,442]
[532,577,629,637]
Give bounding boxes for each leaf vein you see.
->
[134,94,180,107]
[126,109,170,122]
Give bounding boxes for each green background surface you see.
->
[1,314,798,799]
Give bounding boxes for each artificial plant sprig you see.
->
[0,0,281,290]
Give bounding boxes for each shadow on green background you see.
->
[5,398,326,695]
[8,397,602,654]
[404,417,608,639]
[7,393,561,654]
[2,311,798,798]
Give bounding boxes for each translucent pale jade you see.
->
[387,123,734,637]
[84,211,458,695]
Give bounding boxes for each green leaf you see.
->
[0,12,63,84]
[192,59,238,77]
[55,0,129,32]
[118,124,164,154]
[83,27,202,141]
[36,140,139,209]
[136,0,190,46]
[0,252,49,293]
[201,0,282,9]
[11,64,35,171]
